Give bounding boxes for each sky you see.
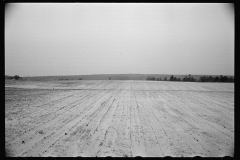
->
[5,3,234,76]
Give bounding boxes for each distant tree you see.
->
[109,77,111,80]
[190,77,196,82]
[79,78,82,80]
[222,76,228,82]
[170,75,179,81]
[5,75,12,80]
[200,76,206,82]
[146,76,158,81]
[229,77,234,82]
[164,77,167,81]
[208,76,214,82]
[14,75,20,80]
[214,76,219,82]
[219,75,223,82]
[181,75,194,82]
[182,76,188,82]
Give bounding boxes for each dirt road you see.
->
[5,80,234,157]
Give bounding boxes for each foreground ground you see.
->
[5,80,234,157]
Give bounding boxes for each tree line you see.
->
[199,75,234,82]
[146,74,234,83]
[5,75,22,80]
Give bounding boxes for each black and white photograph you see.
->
[5,3,234,157]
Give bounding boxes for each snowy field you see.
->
[5,80,234,157]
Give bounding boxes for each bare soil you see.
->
[5,80,234,157]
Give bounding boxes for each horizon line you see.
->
[5,73,235,78]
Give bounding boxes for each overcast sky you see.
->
[5,3,234,76]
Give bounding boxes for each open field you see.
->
[5,80,234,157]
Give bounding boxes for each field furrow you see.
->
[5,80,234,157]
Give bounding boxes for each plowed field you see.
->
[5,80,234,157]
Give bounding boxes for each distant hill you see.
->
[21,74,234,81]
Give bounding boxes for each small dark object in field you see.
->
[86,124,88,126]
[22,141,25,144]
[38,130,44,134]
[65,133,67,135]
